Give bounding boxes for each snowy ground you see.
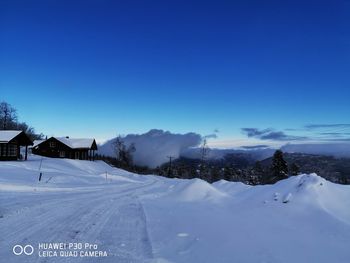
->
[0,155,350,263]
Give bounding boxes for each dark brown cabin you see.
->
[32,136,97,160]
[0,130,33,161]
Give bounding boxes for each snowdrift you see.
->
[142,175,350,263]
[1,155,350,263]
[0,155,147,191]
[213,179,251,196]
[173,178,228,202]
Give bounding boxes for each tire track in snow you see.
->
[0,180,159,263]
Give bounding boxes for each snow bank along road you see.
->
[1,156,350,263]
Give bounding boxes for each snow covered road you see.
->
[0,181,158,263]
[1,156,350,263]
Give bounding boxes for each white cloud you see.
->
[98,129,202,168]
[281,143,350,158]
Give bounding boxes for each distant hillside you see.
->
[155,152,350,185]
[281,143,350,158]
[260,153,350,184]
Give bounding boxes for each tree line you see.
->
[98,135,301,185]
[0,101,44,140]
[156,149,300,185]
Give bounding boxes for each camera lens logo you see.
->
[13,245,34,256]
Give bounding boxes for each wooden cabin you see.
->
[0,130,33,161]
[32,136,97,160]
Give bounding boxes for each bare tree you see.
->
[0,101,44,140]
[113,135,136,168]
[0,101,18,130]
[16,122,44,140]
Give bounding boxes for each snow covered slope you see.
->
[0,155,349,263]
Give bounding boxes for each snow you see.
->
[35,137,96,149]
[32,140,44,147]
[0,130,22,142]
[282,192,292,203]
[1,155,350,263]
[55,137,96,149]
[168,178,228,202]
[213,179,251,196]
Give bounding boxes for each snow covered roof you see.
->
[33,136,97,149]
[0,130,22,143]
[33,140,45,147]
[55,137,96,149]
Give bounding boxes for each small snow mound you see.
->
[212,179,250,196]
[177,179,228,202]
[213,179,231,186]
[177,233,189,237]
[263,174,330,205]
[99,173,140,183]
[297,174,326,190]
[283,193,292,203]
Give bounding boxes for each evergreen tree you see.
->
[271,150,288,180]
[223,166,233,181]
[290,162,300,176]
[253,161,264,175]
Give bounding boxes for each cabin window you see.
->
[49,142,56,148]
[59,151,65,158]
[8,144,17,156]
[75,152,79,159]
[1,144,8,156]
[0,144,4,156]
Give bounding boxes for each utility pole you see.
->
[199,138,209,179]
[167,156,174,177]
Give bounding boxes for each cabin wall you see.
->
[0,131,33,161]
[0,143,19,161]
[32,138,72,158]
[32,138,93,160]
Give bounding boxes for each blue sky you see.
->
[1,0,349,145]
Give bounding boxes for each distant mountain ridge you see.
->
[260,152,350,183]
